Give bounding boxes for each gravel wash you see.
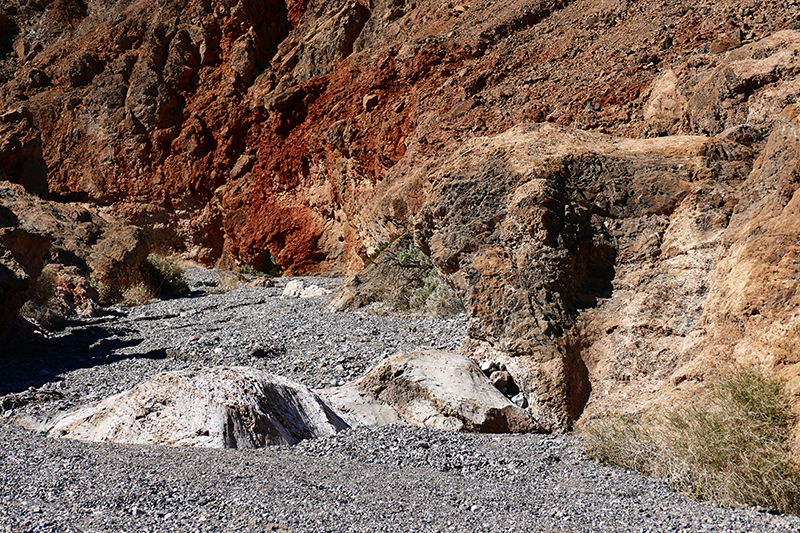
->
[2,272,800,532]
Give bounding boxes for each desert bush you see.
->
[582,368,800,514]
[120,283,154,306]
[143,253,189,297]
[20,269,60,326]
[236,264,262,277]
[95,253,189,305]
[388,243,464,317]
[217,270,246,293]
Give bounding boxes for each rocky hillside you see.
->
[1,0,800,445]
[0,0,794,271]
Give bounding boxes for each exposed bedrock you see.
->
[1,0,794,272]
[47,367,350,448]
[413,123,752,430]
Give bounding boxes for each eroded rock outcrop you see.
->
[319,350,539,433]
[0,181,150,290]
[413,124,750,430]
[643,30,800,142]
[48,367,349,448]
[0,204,49,334]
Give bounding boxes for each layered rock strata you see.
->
[1,0,794,272]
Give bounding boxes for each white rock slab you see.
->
[48,367,349,448]
[318,350,540,433]
[282,280,331,298]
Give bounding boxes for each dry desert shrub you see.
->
[95,253,189,305]
[120,283,154,306]
[388,243,464,317]
[143,253,189,297]
[216,270,246,292]
[19,268,60,326]
[582,368,800,514]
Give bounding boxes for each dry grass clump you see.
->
[143,253,189,297]
[216,270,246,293]
[582,368,800,514]
[20,269,60,326]
[96,253,189,305]
[120,283,154,306]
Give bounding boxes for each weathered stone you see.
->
[644,30,800,142]
[247,277,275,287]
[0,107,49,198]
[46,264,102,319]
[573,106,800,446]
[490,371,511,388]
[414,123,750,431]
[319,350,540,433]
[87,226,149,280]
[0,181,150,284]
[48,367,349,448]
[283,280,332,298]
[0,225,50,335]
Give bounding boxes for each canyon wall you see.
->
[2,0,794,273]
[2,0,800,435]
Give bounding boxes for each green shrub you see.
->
[582,368,800,514]
[236,264,263,277]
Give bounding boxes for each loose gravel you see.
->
[2,270,799,532]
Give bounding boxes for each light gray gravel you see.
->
[2,270,800,532]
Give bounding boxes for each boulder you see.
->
[318,350,540,433]
[48,367,349,448]
[282,280,332,298]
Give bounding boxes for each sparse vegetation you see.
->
[97,253,189,305]
[143,253,189,298]
[582,368,800,514]
[217,270,246,293]
[236,264,263,277]
[385,242,464,317]
[20,268,60,327]
[120,283,155,306]
[364,232,404,268]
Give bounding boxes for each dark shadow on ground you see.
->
[0,317,166,396]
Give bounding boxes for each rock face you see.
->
[0,204,50,334]
[414,124,751,430]
[319,350,539,433]
[1,0,794,272]
[644,30,800,142]
[0,180,151,315]
[48,367,349,448]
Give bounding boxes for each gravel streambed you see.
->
[2,270,799,532]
